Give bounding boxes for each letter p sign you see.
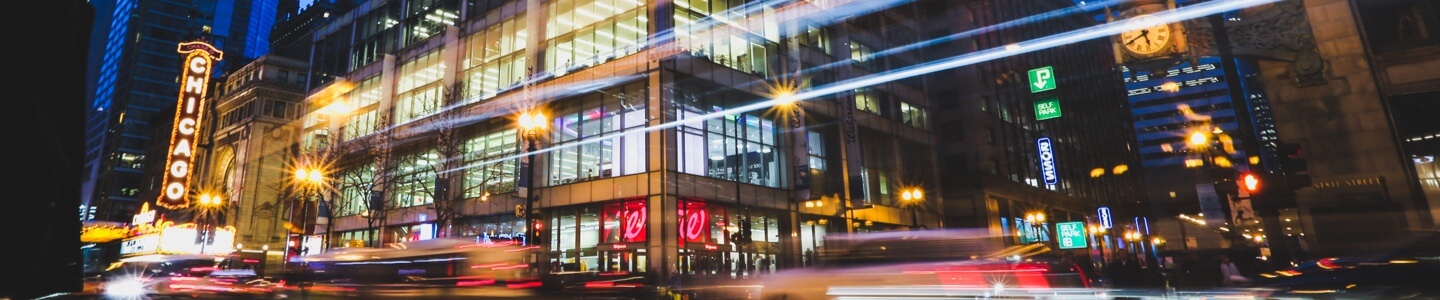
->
[1029,66,1056,93]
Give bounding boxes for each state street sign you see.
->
[1034,97,1061,121]
[1028,66,1056,93]
[1056,221,1088,249]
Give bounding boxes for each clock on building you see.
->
[1114,0,1189,72]
[1120,15,1173,56]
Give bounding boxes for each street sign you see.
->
[1056,221,1088,249]
[1034,97,1061,120]
[516,204,525,217]
[1028,66,1056,93]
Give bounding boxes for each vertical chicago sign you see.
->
[158,41,223,209]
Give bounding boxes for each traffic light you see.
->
[1241,172,1261,192]
[1277,142,1312,190]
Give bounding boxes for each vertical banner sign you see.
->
[1028,66,1056,93]
[1056,221,1088,249]
[1097,206,1113,229]
[1037,137,1058,185]
[838,94,868,208]
[789,109,811,200]
[158,41,223,209]
[1034,97,1062,121]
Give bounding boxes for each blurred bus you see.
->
[285,237,544,298]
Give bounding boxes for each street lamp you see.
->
[196,193,223,255]
[289,166,326,259]
[518,111,547,246]
[900,188,924,229]
[1024,212,1046,244]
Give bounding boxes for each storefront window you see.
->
[677,198,783,277]
[457,215,526,244]
[797,216,840,267]
[389,223,436,243]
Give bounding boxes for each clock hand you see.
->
[1126,30,1149,45]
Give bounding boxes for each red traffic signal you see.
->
[1241,172,1261,192]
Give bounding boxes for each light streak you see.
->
[442,0,1280,175]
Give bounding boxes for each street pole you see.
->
[525,138,538,246]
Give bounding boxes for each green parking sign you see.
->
[1028,66,1056,93]
[1034,97,1061,121]
[1056,221,1088,249]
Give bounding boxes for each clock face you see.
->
[1120,15,1172,56]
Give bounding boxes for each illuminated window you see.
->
[544,0,648,76]
[394,51,446,124]
[462,128,519,198]
[463,14,528,101]
[336,162,376,217]
[850,42,874,70]
[900,102,928,130]
[343,76,382,140]
[675,86,784,188]
[674,0,775,77]
[549,82,649,185]
[391,148,439,207]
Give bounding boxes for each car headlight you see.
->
[104,277,147,298]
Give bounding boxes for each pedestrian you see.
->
[1218,255,1251,287]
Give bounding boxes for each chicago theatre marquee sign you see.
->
[157,41,223,209]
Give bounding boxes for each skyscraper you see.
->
[83,0,281,222]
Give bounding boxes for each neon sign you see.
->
[157,41,223,209]
[679,201,710,243]
[1037,137,1058,185]
[602,199,647,243]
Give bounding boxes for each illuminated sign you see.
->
[679,201,710,243]
[1056,221,1088,249]
[158,41,223,209]
[132,202,156,226]
[1097,206,1113,229]
[1034,97,1061,121]
[1028,66,1056,93]
[1037,137,1058,185]
[603,199,647,243]
[120,223,235,256]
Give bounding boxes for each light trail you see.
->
[798,0,1129,78]
[441,0,1281,175]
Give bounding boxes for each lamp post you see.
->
[518,111,547,246]
[900,188,924,229]
[292,167,326,256]
[197,193,223,255]
[1025,212,1047,244]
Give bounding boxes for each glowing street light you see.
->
[900,187,925,229]
[518,110,549,246]
[1188,131,1208,147]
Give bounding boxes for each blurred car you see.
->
[758,229,1097,300]
[99,254,227,299]
[1254,230,1440,299]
